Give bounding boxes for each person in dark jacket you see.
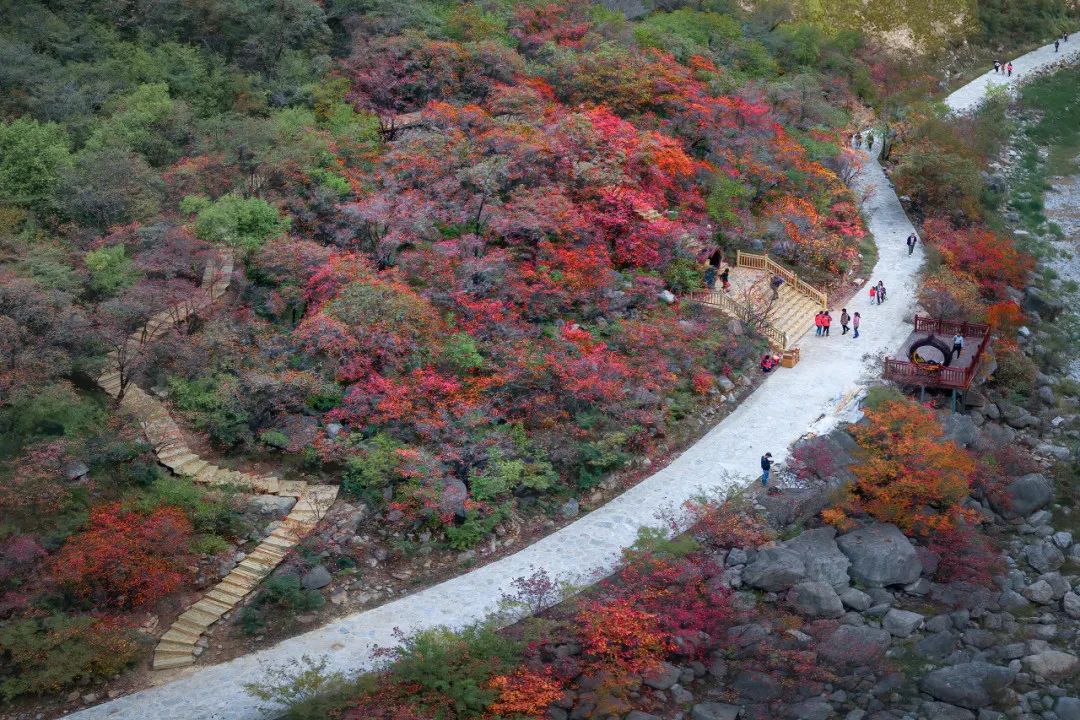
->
[760,452,773,486]
[719,266,730,291]
[906,233,917,255]
[840,308,851,335]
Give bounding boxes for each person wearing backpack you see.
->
[840,308,851,335]
[759,452,773,486]
[821,311,832,337]
[906,233,917,256]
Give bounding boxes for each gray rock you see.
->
[1063,591,1080,619]
[922,701,976,720]
[836,523,922,587]
[439,477,469,518]
[659,289,676,304]
[989,474,1053,516]
[787,581,844,618]
[692,703,741,720]
[1052,531,1073,549]
[1023,580,1056,604]
[63,460,90,481]
[941,414,980,447]
[1024,286,1064,321]
[920,663,1016,709]
[1000,403,1037,429]
[301,564,332,590]
[717,376,736,392]
[732,669,779,702]
[786,700,832,720]
[642,661,681,690]
[1024,541,1065,574]
[998,589,1031,611]
[819,624,891,667]
[247,494,298,516]
[1022,651,1079,681]
[1038,385,1056,405]
[840,587,872,611]
[1037,571,1071,599]
[325,422,343,439]
[560,499,580,519]
[625,713,661,720]
[670,684,694,705]
[916,632,959,661]
[882,608,924,637]
[962,629,997,650]
[726,548,748,566]
[742,547,806,591]
[976,711,1003,720]
[1055,697,1080,720]
[782,527,852,589]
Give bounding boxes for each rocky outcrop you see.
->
[920,663,1016,709]
[836,523,922,587]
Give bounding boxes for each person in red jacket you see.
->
[814,311,823,336]
[821,310,832,336]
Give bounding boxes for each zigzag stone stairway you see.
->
[96,252,339,670]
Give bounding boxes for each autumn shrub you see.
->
[49,503,194,610]
[986,301,1025,337]
[388,623,523,718]
[0,614,141,701]
[990,344,1038,399]
[576,599,673,681]
[788,435,839,481]
[825,398,977,534]
[927,524,1005,588]
[487,667,564,718]
[918,267,986,322]
[922,216,1033,299]
[683,498,773,549]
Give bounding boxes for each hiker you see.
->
[869,284,877,304]
[719,266,731,292]
[840,308,851,335]
[906,232,918,255]
[770,274,784,299]
[852,312,861,338]
[822,311,832,337]
[993,60,1000,73]
[1065,32,1070,42]
[1055,39,1060,52]
[864,130,873,148]
[1007,62,1013,77]
[704,264,717,289]
[760,452,773,486]
[876,281,886,304]
[853,132,861,148]
[952,333,964,359]
[814,311,823,336]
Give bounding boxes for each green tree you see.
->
[84,83,192,166]
[85,245,139,298]
[183,194,290,251]
[58,148,163,228]
[0,118,72,208]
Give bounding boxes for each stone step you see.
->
[156,643,196,660]
[176,458,209,478]
[277,480,307,497]
[192,596,232,616]
[161,453,199,471]
[152,654,196,670]
[178,606,220,627]
[161,626,202,645]
[207,587,247,606]
[172,617,209,638]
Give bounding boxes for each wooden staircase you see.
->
[95,251,339,670]
[692,251,827,350]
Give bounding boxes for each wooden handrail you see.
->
[691,288,788,349]
[736,251,827,308]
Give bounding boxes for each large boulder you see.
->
[782,527,851,589]
[1024,286,1064,321]
[731,670,779,702]
[247,494,297,516]
[818,625,891,667]
[988,473,1054,517]
[883,608,924,637]
[786,581,844,618]
[940,415,979,448]
[1022,651,1079,681]
[836,523,922,587]
[301,564,332,590]
[921,701,975,720]
[692,704,741,720]
[919,663,1016,709]
[438,477,469,518]
[1023,540,1065,574]
[741,547,806,592]
[1056,697,1080,720]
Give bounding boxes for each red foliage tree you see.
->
[50,503,194,610]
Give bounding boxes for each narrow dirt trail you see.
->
[63,34,1076,720]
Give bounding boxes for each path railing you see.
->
[736,251,827,308]
[691,287,788,349]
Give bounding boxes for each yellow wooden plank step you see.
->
[161,627,201,644]
[152,655,196,670]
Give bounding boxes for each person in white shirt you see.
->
[952,333,964,359]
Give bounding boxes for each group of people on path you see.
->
[992,60,1014,76]
[704,264,730,292]
[869,280,887,305]
[1055,32,1069,52]
[814,308,861,338]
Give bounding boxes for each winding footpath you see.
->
[65,35,1077,720]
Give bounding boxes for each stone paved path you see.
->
[64,36,1074,720]
[945,36,1080,113]
[95,252,338,671]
